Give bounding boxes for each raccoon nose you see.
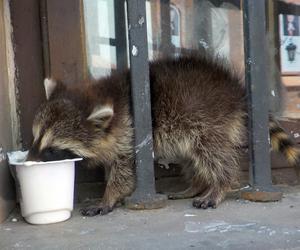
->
[42,147,56,161]
[40,147,79,161]
[26,150,40,161]
[27,139,43,161]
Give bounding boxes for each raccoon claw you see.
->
[80,205,113,217]
[192,198,217,209]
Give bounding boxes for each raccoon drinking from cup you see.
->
[27,55,300,216]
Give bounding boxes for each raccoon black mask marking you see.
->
[28,145,79,162]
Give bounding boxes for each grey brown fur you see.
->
[28,55,298,216]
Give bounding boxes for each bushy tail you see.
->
[269,116,300,167]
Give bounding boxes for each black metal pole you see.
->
[40,0,50,77]
[160,0,173,56]
[125,0,167,209]
[114,0,128,71]
[241,0,282,201]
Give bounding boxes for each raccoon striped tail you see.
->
[269,116,300,167]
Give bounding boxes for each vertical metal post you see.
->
[241,0,282,201]
[114,0,128,71]
[160,0,173,56]
[124,0,167,209]
[40,0,50,77]
[193,0,213,53]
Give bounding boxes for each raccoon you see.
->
[27,55,300,216]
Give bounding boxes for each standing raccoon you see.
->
[28,55,300,216]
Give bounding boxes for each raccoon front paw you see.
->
[80,205,113,216]
[192,197,217,209]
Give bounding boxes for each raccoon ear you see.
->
[44,78,57,100]
[87,105,114,128]
[44,78,65,100]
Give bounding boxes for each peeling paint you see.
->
[135,134,152,153]
[132,45,138,56]
[138,16,145,26]
[0,147,6,162]
[246,58,255,65]
[199,39,209,49]
[271,90,275,97]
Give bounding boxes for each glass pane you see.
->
[83,1,244,76]
[82,0,300,131]
[80,0,300,177]
[277,2,300,120]
[147,0,244,73]
[83,0,119,78]
[267,0,300,160]
[83,0,156,78]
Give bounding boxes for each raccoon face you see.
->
[27,78,114,162]
[28,98,84,161]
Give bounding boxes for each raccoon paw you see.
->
[192,197,217,209]
[80,205,113,217]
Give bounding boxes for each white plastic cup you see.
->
[7,151,82,225]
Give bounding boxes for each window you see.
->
[170,4,181,48]
[12,0,300,204]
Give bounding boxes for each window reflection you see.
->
[170,5,181,48]
[278,0,300,119]
[83,0,243,75]
[82,0,300,120]
[148,0,244,72]
[83,0,118,78]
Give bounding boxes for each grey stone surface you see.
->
[1,186,300,250]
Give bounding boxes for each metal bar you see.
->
[193,0,213,53]
[241,0,282,201]
[127,0,154,195]
[40,0,51,77]
[160,0,173,56]
[243,0,272,187]
[114,0,128,71]
[125,0,166,209]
